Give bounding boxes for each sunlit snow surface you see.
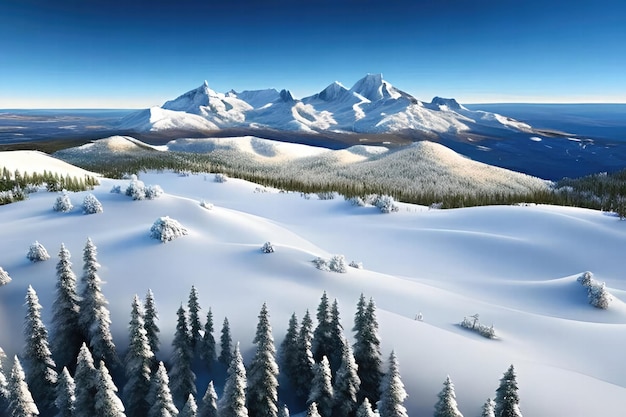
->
[0,152,625,417]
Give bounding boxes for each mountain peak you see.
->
[317,81,349,101]
[430,96,465,111]
[350,73,398,102]
[279,89,295,102]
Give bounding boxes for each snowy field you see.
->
[1,152,626,416]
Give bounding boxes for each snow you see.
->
[0,150,98,177]
[0,152,625,416]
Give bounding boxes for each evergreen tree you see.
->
[94,361,126,417]
[170,305,196,409]
[0,266,12,286]
[480,398,495,417]
[278,313,299,387]
[308,356,333,417]
[332,339,360,417]
[218,318,233,367]
[306,402,321,417]
[74,343,98,417]
[198,381,217,417]
[148,362,178,417]
[7,356,39,417]
[51,244,82,373]
[494,365,522,417]
[55,368,75,417]
[293,310,315,399]
[277,404,289,417]
[353,297,382,405]
[218,344,248,417]
[79,238,119,368]
[355,399,376,417]
[23,285,58,415]
[124,295,154,417]
[199,309,216,369]
[327,300,346,374]
[0,348,9,411]
[144,289,161,362]
[246,303,279,417]
[434,376,463,417]
[187,286,202,353]
[377,351,407,417]
[180,394,198,417]
[312,292,332,365]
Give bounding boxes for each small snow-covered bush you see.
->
[53,191,73,212]
[374,195,399,213]
[126,175,146,200]
[150,216,188,243]
[349,260,363,269]
[578,271,613,309]
[0,266,12,286]
[27,241,50,262]
[328,254,348,273]
[145,184,164,200]
[429,202,444,210]
[200,200,214,210]
[317,192,335,200]
[261,242,275,253]
[214,173,228,183]
[83,193,103,214]
[460,314,496,339]
[347,196,366,207]
[110,185,122,194]
[313,257,330,272]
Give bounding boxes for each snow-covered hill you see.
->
[119,74,537,136]
[0,152,625,417]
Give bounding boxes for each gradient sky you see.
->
[1,0,625,108]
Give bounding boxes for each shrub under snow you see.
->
[374,195,400,213]
[577,271,613,309]
[261,242,275,253]
[124,175,163,200]
[53,191,73,212]
[313,254,348,273]
[460,314,496,339]
[150,216,188,243]
[0,266,11,286]
[200,200,214,210]
[214,173,228,183]
[349,260,363,269]
[83,193,103,214]
[27,241,50,262]
[145,184,164,200]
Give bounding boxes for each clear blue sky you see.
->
[1,0,624,108]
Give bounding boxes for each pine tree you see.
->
[308,356,333,417]
[353,297,382,405]
[246,303,279,417]
[55,368,76,417]
[51,244,82,373]
[480,398,495,417]
[293,310,315,398]
[188,286,202,354]
[74,343,98,417]
[170,305,196,409]
[306,402,321,417]
[218,318,233,367]
[180,394,198,417]
[79,238,119,368]
[124,295,154,417]
[355,399,376,417]
[198,381,217,417]
[148,362,178,417]
[332,339,360,417]
[377,351,408,417]
[199,309,216,369]
[218,344,248,417]
[494,365,522,417]
[7,356,39,417]
[0,348,9,410]
[23,285,58,415]
[279,313,299,387]
[434,376,463,417]
[94,361,126,417]
[327,299,346,374]
[0,266,12,286]
[312,292,332,365]
[144,289,161,363]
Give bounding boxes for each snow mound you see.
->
[0,150,99,177]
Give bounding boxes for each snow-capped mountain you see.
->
[120,74,537,136]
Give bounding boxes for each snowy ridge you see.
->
[0,150,99,177]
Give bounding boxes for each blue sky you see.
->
[1,0,624,108]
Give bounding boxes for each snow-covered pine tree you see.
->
[308,356,333,417]
[170,305,196,409]
[188,286,203,353]
[353,296,382,405]
[7,356,39,417]
[144,289,161,363]
[94,361,126,417]
[27,241,50,263]
[495,365,522,417]
[434,376,463,417]
[124,295,154,417]
[327,299,346,373]
[199,308,216,369]
[278,313,299,387]
[312,292,332,365]
[246,303,279,417]
[53,192,73,213]
[0,348,9,410]
[198,381,218,417]
[55,368,75,417]
[293,310,315,399]
[306,402,321,417]
[74,343,98,417]
[79,238,119,368]
[0,266,12,286]
[332,338,360,417]
[51,244,82,373]
[23,285,58,415]
[480,398,495,417]
[377,351,408,417]
[355,399,376,417]
[218,318,233,367]
[82,193,103,215]
[218,344,248,417]
[180,394,198,417]
[148,361,178,417]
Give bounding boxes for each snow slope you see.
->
[0,152,625,417]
